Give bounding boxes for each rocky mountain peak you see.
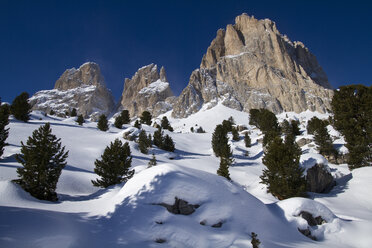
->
[54,62,106,90]
[172,14,334,118]
[30,62,115,120]
[119,64,175,118]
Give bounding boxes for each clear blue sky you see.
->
[1,0,371,103]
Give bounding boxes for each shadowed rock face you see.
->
[172,14,333,118]
[30,62,115,120]
[118,64,174,118]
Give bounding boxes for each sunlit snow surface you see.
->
[0,104,371,247]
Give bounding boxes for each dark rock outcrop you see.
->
[306,163,335,193]
[158,197,200,215]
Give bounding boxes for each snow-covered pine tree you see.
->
[92,139,134,188]
[15,123,69,201]
[11,92,31,122]
[97,114,109,131]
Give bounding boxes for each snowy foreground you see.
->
[0,103,371,248]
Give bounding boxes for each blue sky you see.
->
[1,0,371,103]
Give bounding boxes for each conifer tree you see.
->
[92,139,134,188]
[281,119,292,137]
[147,133,152,147]
[97,114,109,131]
[134,120,141,129]
[121,110,130,124]
[15,123,68,201]
[260,136,306,200]
[291,119,301,136]
[0,102,10,158]
[138,130,149,154]
[212,124,229,157]
[11,92,31,122]
[307,117,327,135]
[148,153,157,168]
[161,134,175,152]
[244,133,251,148]
[161,116,173,131]
[70,108,77,117]
[140,111,152,125]
[251,232,261,248]
[217,157,232,180]
[114,114,123,129]
[49,109,55,116]
[331,85,372,169]
[222,119,233,133]
[232,127,239,141]
[313,121,337,158]
[153,128,163,147]
[76,114,84,126]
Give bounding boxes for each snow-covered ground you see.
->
[0,104,371,247]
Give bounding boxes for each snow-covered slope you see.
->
[0,106,371,247]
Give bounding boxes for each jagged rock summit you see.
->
[172,14,334,118]
[119,64,175,118]
[30,62,115,119]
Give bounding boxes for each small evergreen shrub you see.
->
[76,114,84,126]
[140,111,152,125]
[97,114,109,131]
[11,92,31,122]
[244,133,251,148]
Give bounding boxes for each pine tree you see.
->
[153,128,163,147]
[76,114,84,126]
[281,120,292,137]
[15,123,68,201]
[161,134,175,152]
[331,85,372,169]
[148,153,157,168]
[260,136,306,200]
[212,124,229,157]
[291,120,301,136]
[134,120,141,129]
[140,111,152,125]
[251,232,261,248]
[147,133,152,147]
[138,130,149,154]
[70,108,77,117]
[244,133,251,148]
[190,127,194,133]
[161,116,173,131]
[217,157,232,180]
[0,102,10,158]
[262,130,280,147]
[49,109,55,116]
[222,119,233,133]
[92,139,134,188]
[114,114,123,129]
[11,92,31,122]
[307,117,327,135]
[313,122,337,158]
[232,127,240,141]
[97,114,109,131]
[121,110,130,124]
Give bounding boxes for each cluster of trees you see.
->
[331,85,372,169]
[114,110,130,129]
[153,127,175,152]
[249,109,281,147]
[307,117,337,159]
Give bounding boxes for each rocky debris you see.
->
[298,228,317,241]
[211,222,223,228]
[172,14,333,118]
[119,64,174,118]
[157,197,200,215]
[30,62,115,120]
[306,163,335,193]
[299,211,327,226]
[236,125,248,131]
[296,138,312,147]
[324,153,348,164]
[122,127,141,141]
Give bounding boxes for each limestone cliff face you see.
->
[119,64,174,118]
[30,62,115,120]
[172,14,333,118]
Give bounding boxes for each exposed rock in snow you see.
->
[119,64,174,118]
[306,164,335,193]
[172,14,333,118]
[30,62,115,120]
